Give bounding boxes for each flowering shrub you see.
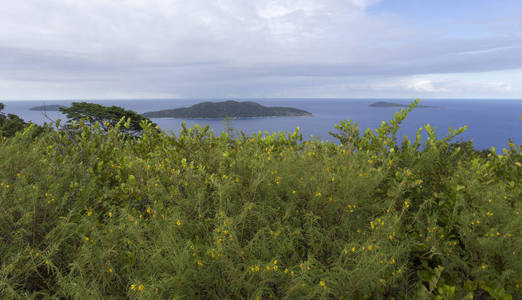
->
[0,102,520,299]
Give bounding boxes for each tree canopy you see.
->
[0,102,28,138]
[60,102,156,136]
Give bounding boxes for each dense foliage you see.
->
[0,102,30,138]
[60,102,156,136]
[0,101,520,299]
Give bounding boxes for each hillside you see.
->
[0,100,520,299]
[142,100,313,118]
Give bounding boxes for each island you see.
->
[142,100,313,118]
[369,101,437,108]
[30,104,67,111]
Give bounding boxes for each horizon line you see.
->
[3,97,522,102]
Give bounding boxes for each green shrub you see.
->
[0,101,520,299]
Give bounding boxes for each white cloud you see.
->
[0,0,521,99]
[406,80,446,93]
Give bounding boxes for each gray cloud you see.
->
[1,0,521,99]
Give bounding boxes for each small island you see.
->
[369,101,436,108]
[30,104,67,111]
[142,100,313,118]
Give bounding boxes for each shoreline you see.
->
[149,114,315,120]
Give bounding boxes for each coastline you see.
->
[149,113,315,120]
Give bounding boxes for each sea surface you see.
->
[2,99,521,150]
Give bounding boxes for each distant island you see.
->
[142,100,313,118]
[369,101,437,108]
[30,104,67,111]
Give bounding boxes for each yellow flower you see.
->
[351,247,356,252]
[319,281,325,286]
[176,220,181,226]
[481,265,487,269]
[197,260,203,267]
[138,284,144,291]
[87,211,92,216]
[109,268,113,273]
[108,212,113,217]
[131,284,136,290]
[146,208,151,214]
[292,190,296,194]
[84,237,89,241]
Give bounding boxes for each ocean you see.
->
[2,98,521,150]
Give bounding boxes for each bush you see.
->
[0,101,520,299]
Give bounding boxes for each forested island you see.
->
[370,101,436,108]
[30,104,67,111]
[142,100,313,118]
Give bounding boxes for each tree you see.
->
[60,102,156,136]
[0,102,29,138]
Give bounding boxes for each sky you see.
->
[1,0,521,100]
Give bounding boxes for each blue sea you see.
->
[2,99,521,150]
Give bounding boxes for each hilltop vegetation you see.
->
[60,102,156,137]
[142,100,313,118]
[0,100,520,299]
[0,102,38,138]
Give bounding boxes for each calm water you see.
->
[2,99,521,150]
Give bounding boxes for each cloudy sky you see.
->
[1,0,521,100]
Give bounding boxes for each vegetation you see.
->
[30,104,67,111]
[60,102,156,136]
[0,102,34,138]
[0,100,520,299]
[142,100,313,118]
